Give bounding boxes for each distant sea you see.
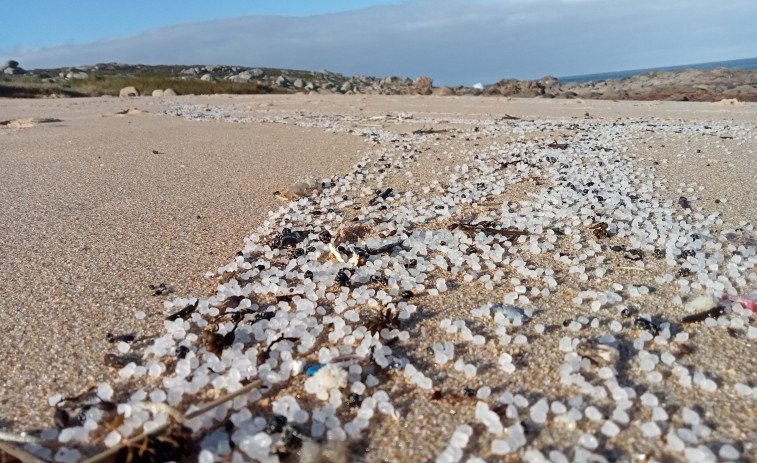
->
[557,57,757,84]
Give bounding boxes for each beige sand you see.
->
[1,94,756,461]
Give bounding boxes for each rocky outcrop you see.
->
[557,67,757,102]
[484,79,544,97]
[67,71,89,79]
[467,67,757,101]
[6,61,756,101]
[3,59,24,75]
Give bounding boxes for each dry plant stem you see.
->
[81,379,263,463]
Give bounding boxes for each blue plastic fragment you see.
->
[306,365,324,375]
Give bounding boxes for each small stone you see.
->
[601,420,620,437]
[718,444,740,460]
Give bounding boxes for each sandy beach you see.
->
[1,94,756,462]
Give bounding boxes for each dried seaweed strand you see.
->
[681,306,726,324]
[81,379,263,463]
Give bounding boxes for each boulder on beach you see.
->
[412,76,433,95]
[163,88,178,96]
[151,89,164,97]
[713,98,744,106]
[432,86,456,96]
[119,86,140,97]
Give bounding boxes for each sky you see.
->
[1,0,755,86]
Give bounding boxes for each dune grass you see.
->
[0,81,86,98]
[67,74,292,96]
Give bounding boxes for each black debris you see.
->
[148,283,173,296]
[106,333,136,343]
[176,345,190,359]
[166,300,198,321]
[267,415,288,434]
[634,317,660,336]
[369,187,394,205]
[335,269,351,286]
[347,393,362,408]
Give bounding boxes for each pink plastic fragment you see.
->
[722,293,757,313]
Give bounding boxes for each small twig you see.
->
[0,440,48,463]
[449,223,529,238]
[412,126,448,135]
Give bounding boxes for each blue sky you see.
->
[1,0,755,86]
[1,1,403,49]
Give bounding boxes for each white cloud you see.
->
[2,0,755,85]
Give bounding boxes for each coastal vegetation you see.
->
[0,72,289,98]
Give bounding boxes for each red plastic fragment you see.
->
[722,293,757,313]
